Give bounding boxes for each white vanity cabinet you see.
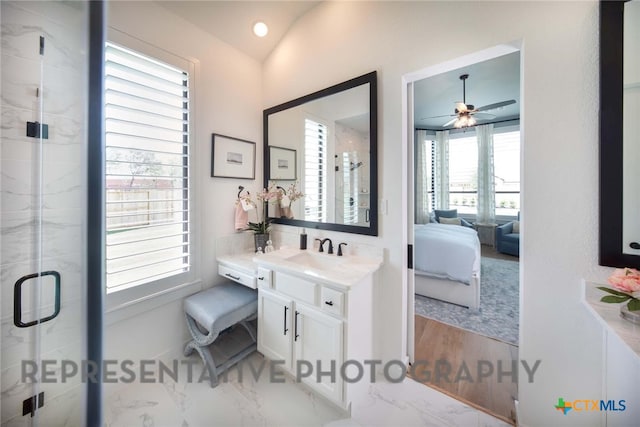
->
[258,284,344,403]
[583,283,640,426]
[258,289,294,367]
[254,253,380,411]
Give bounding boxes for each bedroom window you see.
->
[428,128,520,219]
[493,130,520,217]
[448,135,478,214]
[304,118,327,222]
[104,42,191,294]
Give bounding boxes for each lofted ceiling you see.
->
[156,0,320,62]
[414,52,521,130]
[154,1,519,130]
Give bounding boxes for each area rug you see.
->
[415,256,519,345]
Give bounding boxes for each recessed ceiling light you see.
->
[253,22,268,37]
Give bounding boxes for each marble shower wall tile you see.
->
[0,53,84,119]
[1,106,83,162]
[1,383,83,427]
[1,1,86,70]
[0,209,83,265]
[1,1,88,423]
[1,339,84,422]
[1,293,83,370]
[1,157,83,213]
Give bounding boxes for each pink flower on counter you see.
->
[599,267,640,312]
[608,267,640,295]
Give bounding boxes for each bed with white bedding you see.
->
[414,223,481,310]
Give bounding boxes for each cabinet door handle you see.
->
[324,300,334,306]
[225,273,240,281]
[630,242,640,250]
[294,310,300,341]
[283,306,289,335]
[258,276,265,281]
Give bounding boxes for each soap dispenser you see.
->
[300,228,307,250]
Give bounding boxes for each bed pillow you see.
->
[434,209,458,222]
[512,220,520,234]
[439,217,462,226]
[434,209,473,227]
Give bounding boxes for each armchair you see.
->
[496,216,520,257]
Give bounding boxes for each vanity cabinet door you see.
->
[258,289,293,370]
[294,304,344,404]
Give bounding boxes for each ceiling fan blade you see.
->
[420,113,455,120]
[455,102,468,113]
[476,100,516,112]
[443,117,458,127]
[470,112,496,120]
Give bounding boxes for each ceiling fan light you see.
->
[468,116,476,126]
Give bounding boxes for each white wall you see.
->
[105,0,262,367]
[263,2,614,426]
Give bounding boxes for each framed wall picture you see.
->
[269,146,297,180]
[211,133,255,179]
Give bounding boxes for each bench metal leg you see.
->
[183,313,258,388]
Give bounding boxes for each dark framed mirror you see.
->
[263,71,378,235]
[599,0,640,268]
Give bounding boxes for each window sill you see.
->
[105,279,202,326]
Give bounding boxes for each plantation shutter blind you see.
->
[104,42,190,292]
[304,119,327,222]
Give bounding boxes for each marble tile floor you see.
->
[104,352,511,427]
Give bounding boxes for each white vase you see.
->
[620,304,640,325]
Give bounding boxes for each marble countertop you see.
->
[583,281,640,358]
[217,252,257,275]
[253,247,383,289]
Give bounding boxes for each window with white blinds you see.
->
[493,130,520,216]
[104,42,190,293]
[304,119,327,222]
[448,135,478,214]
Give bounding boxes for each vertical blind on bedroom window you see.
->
[448,135,478,214]
[104,42,190,293]
[304,118,327,222]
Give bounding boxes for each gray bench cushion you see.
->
[184,282,257,335]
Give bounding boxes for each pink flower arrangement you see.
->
[598,267,640,311]
[245,183,282,234]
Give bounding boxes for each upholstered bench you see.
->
[183,281,258,387]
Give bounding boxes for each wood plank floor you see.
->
[412,315,518,425]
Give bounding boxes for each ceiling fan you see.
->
[425,74,516,128]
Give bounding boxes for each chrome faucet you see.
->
[316,238,334,254]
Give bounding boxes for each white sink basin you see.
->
[253,247,382,288]
[286,252,346,270]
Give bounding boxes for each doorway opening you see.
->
[402,44,523,425]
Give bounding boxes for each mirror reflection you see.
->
[264,72,378,235]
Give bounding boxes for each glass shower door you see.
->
[1,1,92,424]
